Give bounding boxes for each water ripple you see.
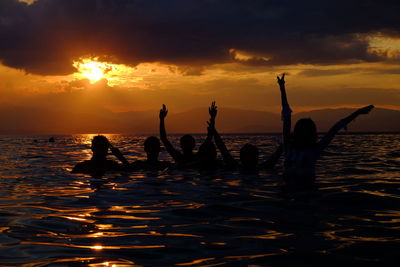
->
[0,134,399,266]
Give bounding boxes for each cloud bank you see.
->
[1,0,399,75]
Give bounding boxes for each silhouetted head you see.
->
[144,136,160,161]
[293,118,317,149]
[91,135,109,158]
[180,134,195,154]
[240,144,259,170]
[197,140,217,163]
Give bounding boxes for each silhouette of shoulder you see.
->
[130,160,171,171]
[72,159,124,174]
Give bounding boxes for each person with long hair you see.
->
[277,74,374,190]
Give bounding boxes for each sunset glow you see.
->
[0,1,399,134]
[73,58,109,84]
[1,1,400,265]
[72,58,149,87]
[368,35,400,59]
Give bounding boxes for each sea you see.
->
[0,133,399,266]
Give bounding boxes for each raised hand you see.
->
[277,73,285,87]
[109,142,130,167]
[109,142,121,155]
[159,104,168,120]
[357,105,374,115]
[209,101,217,120]
[277,73,291,146]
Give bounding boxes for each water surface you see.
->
[0,134,399,266]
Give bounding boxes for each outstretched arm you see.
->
[159,104,181,162]
[109,143,130,168]
[318,105,374,151]
[277,74,292,148]
[260,144,283,169]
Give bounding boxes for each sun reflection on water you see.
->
[0,134,399,266]
[91,244,104,251]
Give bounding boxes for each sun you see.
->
[73,58,110,84]
[72,57,149,87]
[80,61,104,83]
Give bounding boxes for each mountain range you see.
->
[0,105,399,134]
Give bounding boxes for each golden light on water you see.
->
[91,244,104,250]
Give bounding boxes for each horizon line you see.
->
[1,131,399,136]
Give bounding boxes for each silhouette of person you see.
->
[72,135,130,177]
[178,102,223,172]
[49,137,55,143]
[159,104,197,168]
[277,74,374,190]
[130,136,171,171]
[197,139,219,172]
[207,102,282,173]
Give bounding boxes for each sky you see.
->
[0,0,400,133]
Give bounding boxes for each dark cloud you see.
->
[0,0,399,75]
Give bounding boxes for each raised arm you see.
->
[260,143,283,169]
[318,105,374,151]
[207,103,238,168]
[206,101,217,142]
[277,74,292,148]
[209,125,238,169]
[159,104,181,162]
[109,143,130,168]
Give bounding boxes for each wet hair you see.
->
[144,136,161,153]
[292,118,317,149]
[240,144,259,170]
[197,140,217,161]
[180,134,195,153]
[91,135,109,155]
